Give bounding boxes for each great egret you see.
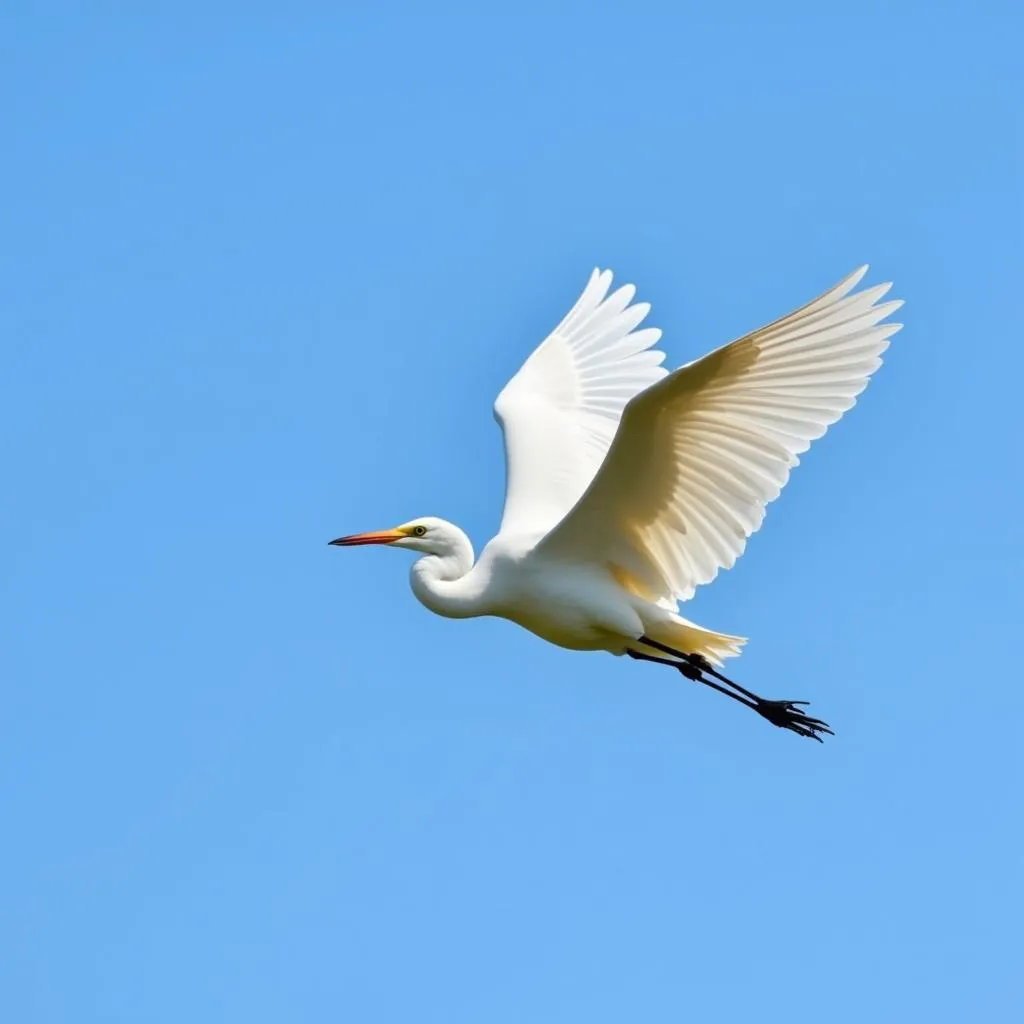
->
[331,267,901,741]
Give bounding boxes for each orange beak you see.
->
[328,528,405,547]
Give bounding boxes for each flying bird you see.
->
[331,267,902,740]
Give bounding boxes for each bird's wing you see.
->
[494,269,667,537]
[539,266,902,602]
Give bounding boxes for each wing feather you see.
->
[540,267,903,602]
[494,269,667,536]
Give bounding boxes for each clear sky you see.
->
[3,3,1022,1021]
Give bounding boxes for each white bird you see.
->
[331,267,902,740]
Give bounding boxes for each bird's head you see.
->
[328,517,465,557]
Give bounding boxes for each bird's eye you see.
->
[412,525,427,537]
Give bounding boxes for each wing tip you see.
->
[842,264,870,292]
[586,267,615,302]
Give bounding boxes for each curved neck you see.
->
[409,534,482,619]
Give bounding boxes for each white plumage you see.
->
[331,266,902,740]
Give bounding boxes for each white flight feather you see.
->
[493,268,667,537]
[496,265,902,605]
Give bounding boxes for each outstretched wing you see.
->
[539,266,903,602]
[494,269,667,537]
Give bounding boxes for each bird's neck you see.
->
[409,539,482,620]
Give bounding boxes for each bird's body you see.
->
[332,266,902,740]
[408,525,740,659]
[420,529,643,650]
[478,542,645,653]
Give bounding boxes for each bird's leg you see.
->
[634,637,834,742]
[639,637,761,700]
[627,650,764,712]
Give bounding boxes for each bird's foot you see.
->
[646,644,834,742]
[753,699,834,742]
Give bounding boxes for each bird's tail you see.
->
[643,614,747,667]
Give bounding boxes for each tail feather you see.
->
[644,615,746,666]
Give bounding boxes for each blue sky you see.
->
[2,4,1022,1021]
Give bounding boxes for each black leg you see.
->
[632,638,834,742]
[627,650,763,712]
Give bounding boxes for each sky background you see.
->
[2,3,1022,1021]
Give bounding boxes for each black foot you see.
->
[633,641,834,742]
[754,699,834,742]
